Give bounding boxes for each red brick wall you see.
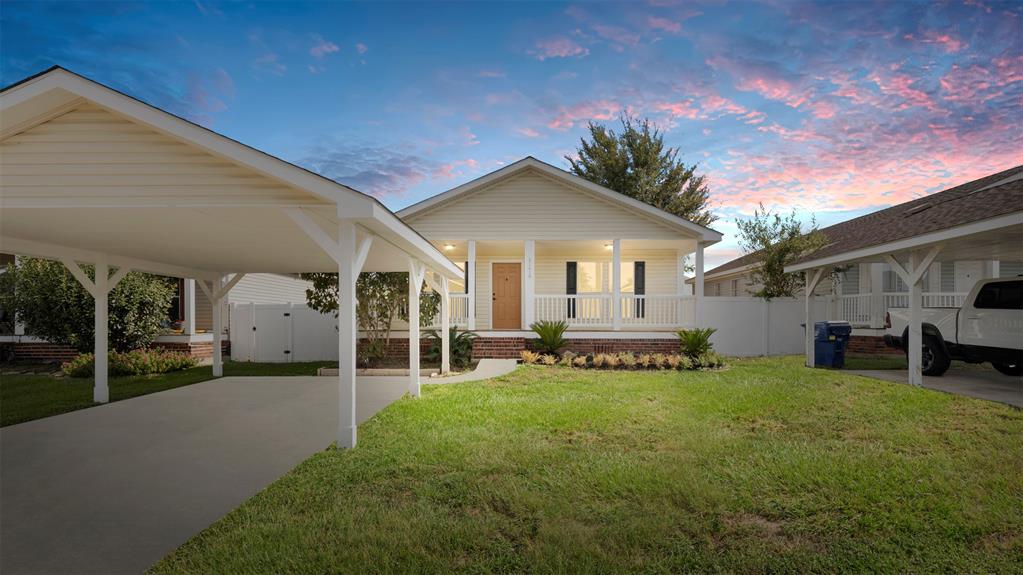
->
[357,338,432,360]
[464,336,680,359]
[9,340,231,362]
[847,335,901,356]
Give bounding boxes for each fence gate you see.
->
[230,303,338,363]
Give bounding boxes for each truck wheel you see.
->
[992,362,1022,377]
[920,334,950,377]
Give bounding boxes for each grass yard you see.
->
[0,361,334,427]
[152,356,1023,574]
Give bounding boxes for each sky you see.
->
[3,0,1021,269]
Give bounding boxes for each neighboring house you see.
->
[395,157,722,356]
[697,165,1023,352]
[0,254,311,361]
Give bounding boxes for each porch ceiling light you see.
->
[604,243,613,250]
[444,243,455,251]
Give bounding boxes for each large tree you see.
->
[567,115,716,227]
[735,204,829,300]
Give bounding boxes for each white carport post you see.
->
[196,273,246,377]
[60,256,131,403]
[803,267,826,368]
[694,242,705,327]
[408,258,426,397]
[285,208,372,448]
[424,270,451,374]
[182,279,196,335]
[885,246,941,386]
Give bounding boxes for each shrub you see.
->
[559,351,577,367]
[677,327,717,358]
[650,354,668,370]
[62,349,198,378]
[539,354,558,366]
[529,320,568,355]
[637,353,654,369]
[695,351,724,369]
[520,350,541,364]
[605,354,621,369]
[678,355,694,370]
[425,328,477,369]
[572,355,588,368]
[618,352,636,369]
[664,354,681,369]
[3,257,176,353]
[357,339,387,368]
[592,353,608,368]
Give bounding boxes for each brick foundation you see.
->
[357,338,432,360]
[847,335,901,356]
[5,340,231,363]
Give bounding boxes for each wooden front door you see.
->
[492,262,522,329]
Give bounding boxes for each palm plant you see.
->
[529,320,569,355]
[677,327,717,358]
[425,328,477,369]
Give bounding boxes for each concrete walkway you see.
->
[426,358,518,384]
[0,375,407,575]
[849,368,1022,408]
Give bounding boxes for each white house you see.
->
[394,157,723,357]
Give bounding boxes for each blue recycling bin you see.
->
[814,321,852,368]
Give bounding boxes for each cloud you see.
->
[591,24,640,50]
[906,30,966,53]
[515,127,542,138]
[300,144,452,198]
[310,35,339,59]
[532,37,589,60]
[355,42,368,55]
[547,99,622,130]
[646,16,682,34]
[252,52,286,75]
[477,69,506,78]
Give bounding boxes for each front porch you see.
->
[434,238,706,332]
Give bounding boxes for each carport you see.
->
[786,166,1023,385]
[0,66,462,448]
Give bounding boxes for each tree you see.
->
[735,204,829,300]
[0,257,176,352]
[300,272,440,366]
[567,115,716,227]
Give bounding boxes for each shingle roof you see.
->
[706,165,1023,276]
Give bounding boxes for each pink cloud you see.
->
[592,24,640,49]
[515,127,542,138]
[656,100,701,119]
[533,37,589,61]
[906,30,966,53]
[355,42,369,55]
[310,36,340,59]
[548,99,622,130]
[869,72,936,110]
[646,16,682,34]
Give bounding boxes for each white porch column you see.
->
[524,240,535,328]
[611,239,622,330]
[804,267,825,368]
[408,258,424,398]
[183,279,196,335]
[337,220,358,447]
[885,246,941,386]
[870,263,885,328]
[93,259,110,403]
[467,240,477,330]
[439,275,450,374]
[694,242,705,327]
[211,278,224,376]
[908,251,924,386]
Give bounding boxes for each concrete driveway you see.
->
[850,368,1022,407]
[0,375,409,575]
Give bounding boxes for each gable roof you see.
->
[397,156,723,243]
[707,165,1023,278]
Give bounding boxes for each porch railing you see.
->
[534,294,694,328]
[836,292,967,325]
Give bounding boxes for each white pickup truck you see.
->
[883,278,1022,377]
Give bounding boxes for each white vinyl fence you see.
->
[231,298,830,362]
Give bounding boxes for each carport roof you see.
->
[0,66,462,280]
[779,165,1023,272]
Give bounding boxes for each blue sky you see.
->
[3,1,1021,268]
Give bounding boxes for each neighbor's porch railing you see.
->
[836,291,967,326]
[534,294,695,328]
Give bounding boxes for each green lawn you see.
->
[0,361,334,427]
[151,357,1023,574]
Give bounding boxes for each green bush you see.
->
[529,320,568,355]
[62,349,198,378]
[677,327,717,358]
[425,328,477,369]
[1,257,176,353]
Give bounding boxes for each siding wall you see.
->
[405,171,685,240]
[1,103,316,207]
